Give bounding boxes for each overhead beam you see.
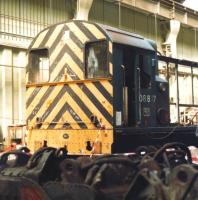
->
[108,0,198,28]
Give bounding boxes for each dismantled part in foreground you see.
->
[0,143,198,200]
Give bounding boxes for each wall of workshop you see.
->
[0,0,75,46]
[0,0,76,138]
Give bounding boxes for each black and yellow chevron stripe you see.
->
[26,21,113,133]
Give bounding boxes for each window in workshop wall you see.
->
[0,47,26,138]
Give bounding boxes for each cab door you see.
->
[134,52,157,127]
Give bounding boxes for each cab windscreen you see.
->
[28,49,49,83]
[85,41,108,78]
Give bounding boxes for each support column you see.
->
[163,19,181,58]
[75,0,93,20]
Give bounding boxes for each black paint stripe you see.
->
[92,82,113,105]
[67,85,93,120]
[64,43,84,70]
[26,87,41,108]
[81,84,112,125]
[27,86,54,121]
[48,102,69,129]
[48,25,66,73]
[39,26,56,48]
[68,27,84,48]
[54,67,65,82]
[48,102,87,129]
[74,21,97,41]
[66,103,87,129]
[41,86,67,122]
[49,25,65,52]
[50,44,66,74]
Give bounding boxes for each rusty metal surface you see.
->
[0,143,198,200]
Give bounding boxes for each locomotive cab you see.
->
[109,29,170,128]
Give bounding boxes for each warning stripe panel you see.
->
[26,86,49,118]
[92,82,113,104]
[69,84,112,128]
[40,85,66,122]
[100,80,113,96]
[50,53,67,82]
[55,92,95,129]
[27,21,113,130]
[27,86,54,121]
[54,111,78,130]
[81,84,112,125]
[85,83,112,116]
[66,86,94,127]
[67,22,89,43]
[31,85,66,124]
[75,21,97,41]
[50,37,65,68]
[39,26,56,48]
[32,30,49,49]
[42,91,69,129]
[46,24,65,48]
[49,102,87,130]
[26,87,40,107]
[82,22,105,40]
[39,84,95,129]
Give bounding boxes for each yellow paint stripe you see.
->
[65,53,84,79]
[86,83,113,116]
[26,86,49,118]
[82,22,105,39]
[67,38,83,62]
[31,85,64,125]
[109,42,113,54]
[50,54,67,81]
[69,84,112,128]
[67,22,89,43]
[32,30,48,49]
[26,87,35,101]
[45,24,65,48]
[100,81,113,96]
[41,92,69,129]
[109,63,113,75]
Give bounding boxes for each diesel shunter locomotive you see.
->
[26,20,198,154]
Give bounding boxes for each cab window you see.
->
[28,49,49,83]
[85,41,108,78]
